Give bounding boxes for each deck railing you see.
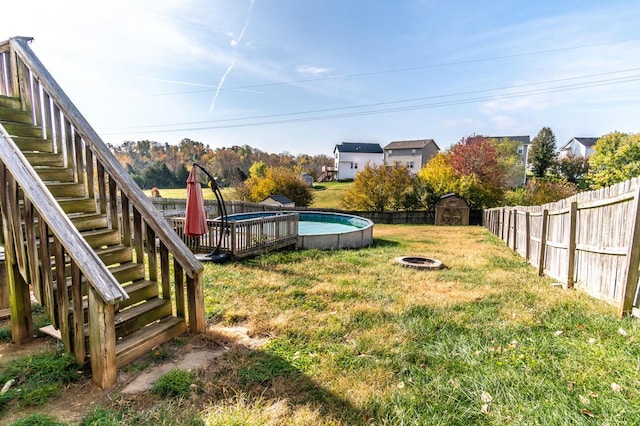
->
[0,37,203,387]
[172,213,299,258]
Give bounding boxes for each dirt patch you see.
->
[0,324,268,425]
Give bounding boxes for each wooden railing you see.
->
[0,37,204,387]
[172,213,299,258]
[484,176,640,318]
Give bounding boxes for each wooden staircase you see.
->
[0,94,187,367]
[0,37,204,388]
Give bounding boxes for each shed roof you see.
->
[263,194,294,205]
[334,142,383,154]
[383,139,439,150]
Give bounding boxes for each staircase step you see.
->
[11,136,54,153]
[114,297,173,338]
[67,212,108,232]
[82,229,121,249]
[0,96,21,109]
[1,121,43,138]
[0,106,32,124]
[120,280,159,309]
[95,245,132,266]
[46,182,86,198]
[57,198,96,214]
[110,262,145,284]
[23,152,64,167]
[35,167,75,182]
[116,316,186,368]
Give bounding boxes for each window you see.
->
[411,149,416,155]
[388,150,393,156]
[516,160,523,166]
[517,146,524,155]
[354,163,358,169]
[406,161,414,168]
[350,162,354,169]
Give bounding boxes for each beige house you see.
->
[383,139,440,175]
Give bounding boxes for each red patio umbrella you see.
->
[184,167,208,237]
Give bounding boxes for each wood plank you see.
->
[619,187,640,317]
[115,316,186,368]
[71,262,86,364]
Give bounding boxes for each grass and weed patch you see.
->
[0,351,82,414]
[151,369,197,399]
[9,413,68,426]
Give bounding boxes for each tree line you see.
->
[109,138,333,189]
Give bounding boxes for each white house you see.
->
[334,142,383,180]
[558,137,599,160]
[383,139,439,175]
[490,135,531,187]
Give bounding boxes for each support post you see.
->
[539,209,548,276]
[619,187,640,317]
[567,202,578,289]
[186,273,205,333]
[88,286,116,389]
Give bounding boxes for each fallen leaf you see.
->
[581,408,595,418]
[481,404,489,414]
[509,340,518,348]
[587,391,598,398]
[397,382,405,389]
[588,337,597,344]
[481,390,493,403]
[577,323,585,330]
[579,395,590,404]
[618,328,628,337]
[611,383,622,392]
[567,381,575,390]
[554,330,564,336]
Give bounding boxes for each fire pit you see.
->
[395,256,443,270]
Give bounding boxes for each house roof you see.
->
[559,137,599,150]
[490,136,531,145]
[263,194,294,205]
[334,142,383,154]
[383,139,439,150]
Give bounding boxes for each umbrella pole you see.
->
[192,163,229,262]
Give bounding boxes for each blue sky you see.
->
[4,1,640,156]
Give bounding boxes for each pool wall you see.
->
[225,211,374,250]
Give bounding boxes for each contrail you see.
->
[209,0,255,112]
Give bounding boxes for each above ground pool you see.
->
[225,211,374,250]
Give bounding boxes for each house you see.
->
[260,194,295,208]
[558,137,599,160]
[490,135,531,187]
[334,142,384,180]
[383,139,440,175]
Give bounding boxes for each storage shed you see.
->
[435,193,470,226]
[260,194,296,208]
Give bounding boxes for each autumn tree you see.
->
[489,137,522,188]
[587,132,640,188]
[235,167,313,207]
[447,135,506,208]
[341,164,413,211]
[504,178,577,206]
[529,127,557,177]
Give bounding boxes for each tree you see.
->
[529,127,557,177]
[504,178,577,206]
[342,164,413,211]
[489,137,522,188]
[234,167,313,207]
[554,153,589,185]
[587,132,640,188]
[447,135,507,208]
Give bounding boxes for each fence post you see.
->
[567,202,578,289]
[618,187,640,317]
[525,211,530,261]
[512,209,518,251]
[539,209,548,276]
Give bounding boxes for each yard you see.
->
[2,225,640,425]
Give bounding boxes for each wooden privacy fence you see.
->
[484,177,640,317]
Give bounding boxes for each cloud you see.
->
[297,65,332,75]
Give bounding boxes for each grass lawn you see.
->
[3,225,640,425]
[311,181,353,209]
[143,181,352,210]
[143,187,236,201]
